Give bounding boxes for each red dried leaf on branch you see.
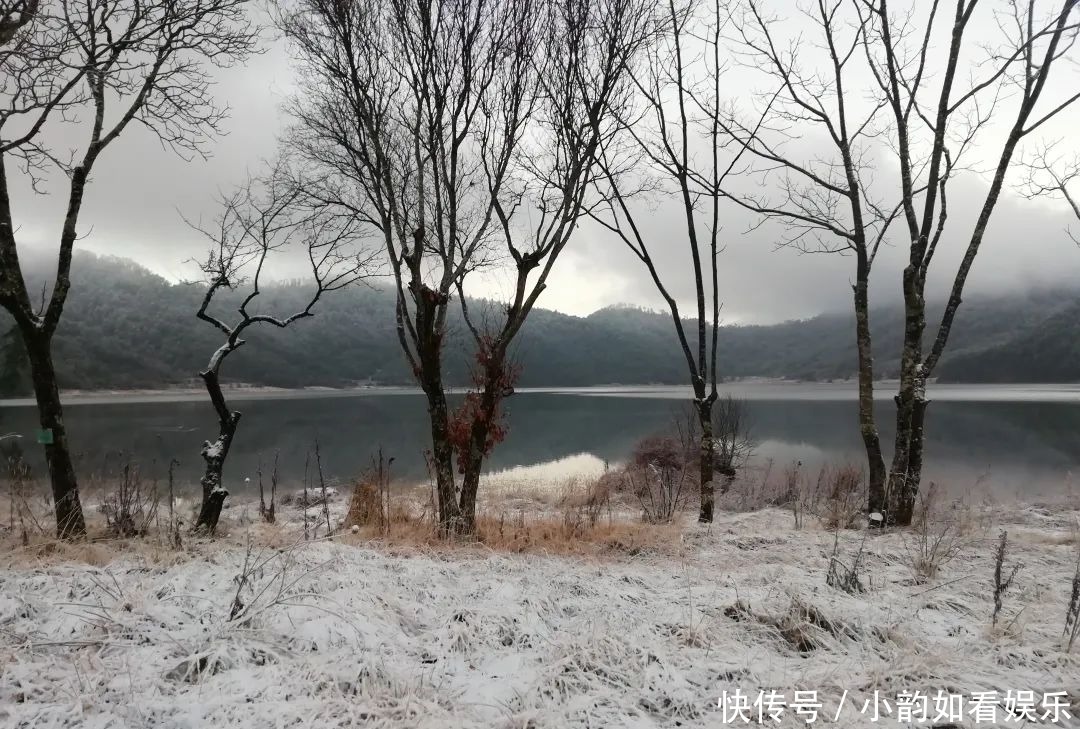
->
[447,336,520,473]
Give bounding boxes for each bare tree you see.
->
[277,0,651,535]
[277,0,533,535]
[451,0,653,533]
[189,174,372,534]
[720,0,1079,526]
[858,0,1080,524]
[591,0,742,523]
[591,0,793,522]
[0,0,257,538]
[709,0,903,519]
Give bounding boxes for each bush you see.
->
[344,450,393,533]
[630,435,685,473]
[628,435,691,524]
[345,480,382,529]
[100,462,157,538]
[814,464,866,530]
[902,483,966,584]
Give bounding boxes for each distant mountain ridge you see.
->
[0,251,1075,394]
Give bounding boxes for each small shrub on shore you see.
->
[101,462,157,539]
[719,457,782,511]
[343,450,394,533]
[629,435,691,524]
[594,468,628,497]
[814,464,866,530]
[902,484,967,584]
[826,528,868,594]
[787,462,809,528]
[725,459,867,530]
[345,480,382,529]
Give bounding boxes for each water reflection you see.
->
[0,386,1077,498]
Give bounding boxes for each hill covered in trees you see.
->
[0,251,1074,394]
[933,298,1080,383]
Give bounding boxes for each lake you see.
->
[2,383,1079,499]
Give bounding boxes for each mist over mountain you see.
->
[0,251,1073,394]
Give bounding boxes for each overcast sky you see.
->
[9,2,1080,325]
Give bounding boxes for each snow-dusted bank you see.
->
[2,505,1079,728]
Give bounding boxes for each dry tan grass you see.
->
[484,479,559,505]
[2,484,680,567]
[342,496,682,559]
[554,477,609,509]
[0,499,303,568]
[0,527,190,569]
[343,479,382,529]
[478,474,640,523]
[482,475,597,507]
[22,466,1072,570]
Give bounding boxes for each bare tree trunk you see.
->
[23,331,85,539]
[457,359,506,536]
[459,453,482,536]
[899,393,927,523]
[854,277,886,519]
[886,265,926,525]
[697,398,715,523]
[889,375,928,526]
[420,364,459,536]
[428,404,458,535]
[194,368,239,534]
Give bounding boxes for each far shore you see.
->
[3,379,1080,407]
[6,380,1080,408]
[0,384,428,407]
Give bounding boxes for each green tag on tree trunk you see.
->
[36,428,53,445]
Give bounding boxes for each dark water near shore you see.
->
[2,384,1080,499]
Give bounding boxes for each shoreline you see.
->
[4,380,1080,407]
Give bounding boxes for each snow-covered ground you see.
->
[2,504,1079,728]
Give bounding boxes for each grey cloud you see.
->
[555,172,1080,325]
[9,10,1080,325]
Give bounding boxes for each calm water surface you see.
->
[2,383,1079,499]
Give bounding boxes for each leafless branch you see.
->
[0,0,259,338]
[189,167,377,377]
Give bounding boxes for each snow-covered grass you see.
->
[2,499,1079,728]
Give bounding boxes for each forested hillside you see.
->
[0,251,1074,394]
[934,298,1080,383]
